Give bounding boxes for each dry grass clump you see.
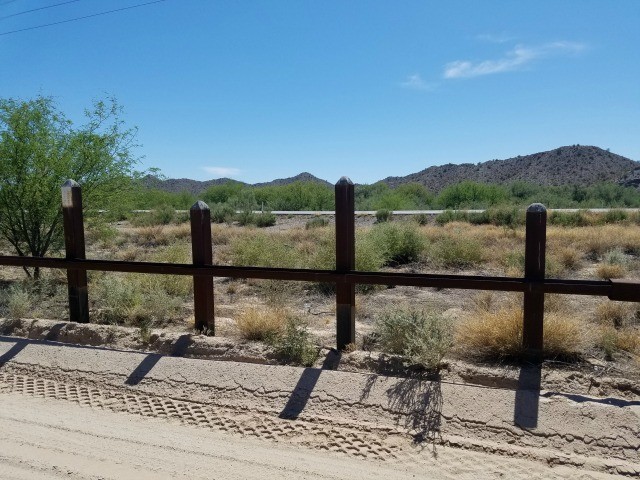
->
[455,304,584,360]
[555,247,582,271]
[236,305,288,340]
[596,263,626,280]
[595,301,634,328]
[596,326,640,360]
[133,225,171,247]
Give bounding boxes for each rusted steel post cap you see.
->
[336,176,354,186]
[527,203,547,213]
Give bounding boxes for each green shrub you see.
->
[413,213,430,225]
[254,212,277,227]
[270,315,318,367]
[231,233,299,268]
[234,210,257,226]
[92,273,184,326]
[435,210,469,225]
[151,204,176,225]
[468,211,491,225]
[305,216,329,229]
[375,209,392,223]
[5,285,32,319]
[368,222,425,265]
[549,211,589,227]
[488,207,524,228]
[601,209,628,224]
[210,203,235,223]
[428,237,483,268]
[374,305,452,369]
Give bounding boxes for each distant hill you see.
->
[141,146,639,195]
[140,172,330,195]
[139,175,246,195]
[381,146,639,192]
[253,172,332,188]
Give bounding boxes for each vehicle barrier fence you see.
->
[0,178,638,360]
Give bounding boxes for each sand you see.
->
[0,335,638,479]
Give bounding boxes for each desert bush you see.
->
[210,203,235,223]
[4,285,32,319]
[254,212,277,228]
[601,209,628,224]
[549,211,589,227]
[375,209,392,223]
[595,326,640,360]
[595,248,629,279]
[305,216,329,229]
[234,210,257,226]
[368,222,425,265]
[500,249,525,276]
[596,263,625,280]
[488,207,524,228]
[231,232,299,268]
[413,213,430,225]
[236,305,287,341]
[85,220,119,247]
[555,247,581,271]
[270,315,318,366]
[92,273,184,326]
[455,307,583,360]
[374,305,452,369]
[427,236,483,268]
[595,301,634,329]
[435,210,468,225]
[134,225,171,247]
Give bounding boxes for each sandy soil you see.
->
[0,336,638,479]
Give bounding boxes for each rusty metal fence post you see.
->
[190,201,214,333]
[61,180,89,323]
[335,177,356,350]
[523,203,547,360]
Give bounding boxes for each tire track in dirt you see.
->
[0,365,632,479]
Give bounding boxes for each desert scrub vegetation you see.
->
[236,305,287,341]
[455,294,585,360]
[372,304,453,370]
[0,275,67,320]
[270,314,319,367]
[368,221,425,265]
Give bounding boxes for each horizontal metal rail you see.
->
[0,255,631,299]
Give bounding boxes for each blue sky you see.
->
[1,0,639,184]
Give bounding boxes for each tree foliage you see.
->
[0,95,137,276]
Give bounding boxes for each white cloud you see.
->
[400,74,437,91]
[202,166,241,177]
[443,41,586,79]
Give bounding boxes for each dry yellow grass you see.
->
[596,325,640,358]
[595,301,633,328]
[596,263,625,279]
[455,306,584,359]
[235,305,288,341]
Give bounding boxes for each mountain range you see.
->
[142,145,640,195]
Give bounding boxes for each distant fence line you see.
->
[100,208,640,216]
[1,178,639,360]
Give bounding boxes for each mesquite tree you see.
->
[0,95,138,277]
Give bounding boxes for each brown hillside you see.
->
[381,145,639,193]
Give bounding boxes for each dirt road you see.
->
[0,336,637,479]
